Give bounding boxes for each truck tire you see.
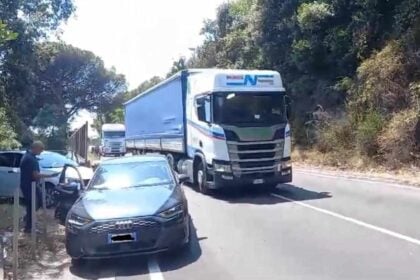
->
[196,161,210,195]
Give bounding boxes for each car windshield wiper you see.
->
[128,182,173,188]
[91,186,110,190]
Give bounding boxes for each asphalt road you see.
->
[62,169,420,280]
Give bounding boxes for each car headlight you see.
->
[213,163,232,173]
[157,204,184,219]
[67,213,92,228]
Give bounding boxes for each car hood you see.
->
[76,184,181,220]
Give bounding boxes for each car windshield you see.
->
[103,131,125,138]
[38,151,77,168]
[89,161,174,190]
[213,92,286,126]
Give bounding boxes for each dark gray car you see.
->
[65,155,190,261]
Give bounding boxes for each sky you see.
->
[62,0,225,136]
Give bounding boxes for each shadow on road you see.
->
[156,217,203,273]
[69,217,202,279]
[208,184,332,205]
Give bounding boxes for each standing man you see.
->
[19,141,56,233]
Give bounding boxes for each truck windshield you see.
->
[103,131,125,138]
[213,92,286,126]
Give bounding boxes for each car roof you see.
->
[0,150,65,155]
[100,155,167,166]
[0,150,25,154]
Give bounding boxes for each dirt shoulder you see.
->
[293,150,420,187]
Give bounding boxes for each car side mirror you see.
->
[177,174,189,184]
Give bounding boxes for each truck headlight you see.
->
[157,204,184,219]
[213,163,232,173]
[278,160,292,171]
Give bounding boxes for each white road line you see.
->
[270,193,420,246]
[148,257,164,280]
[294,169,420,191]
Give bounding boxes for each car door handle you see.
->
[8,170,15,173]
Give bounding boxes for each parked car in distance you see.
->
[0,150,93,207]
[65,155,190,261]
[50,150,88,166]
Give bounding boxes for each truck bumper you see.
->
[210,167,292,189]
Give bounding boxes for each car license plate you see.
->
[253,179,264,184]
[108,232,137,244]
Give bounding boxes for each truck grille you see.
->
[110,142,122,153]
[228,140,284,175]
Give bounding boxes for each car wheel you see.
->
[45,184,57,208]
[196,162,210,195]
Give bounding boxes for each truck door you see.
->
[193,95,213,157]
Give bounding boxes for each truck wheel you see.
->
[196,162,210,195]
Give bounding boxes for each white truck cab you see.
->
[101,123,126,157]
[124,69,292,194]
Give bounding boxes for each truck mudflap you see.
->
[208,167,292,189]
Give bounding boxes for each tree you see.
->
[0,0,76,146]
[26,42,127,149]
[0,21,18,148]
[35,42,126,120]
[166,57,187,78]
[0,21,17,46]
[125,76,163,101]
[0,107,20,149]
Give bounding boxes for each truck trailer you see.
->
[124,69,292,193]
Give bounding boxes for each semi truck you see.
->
[124,69,292,193]
[101,123,126,157]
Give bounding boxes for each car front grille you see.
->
[89,218,158,234]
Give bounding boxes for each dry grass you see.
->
[2,209,71,280]
[292,147,420,186]
[378,109,419,168]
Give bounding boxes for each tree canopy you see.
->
[0,0,128,149]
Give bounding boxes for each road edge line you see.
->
[270,193,420,246]
[148,257,164,280]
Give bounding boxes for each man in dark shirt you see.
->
[20,141,57,233]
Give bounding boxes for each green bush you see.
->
[355,111,384,157]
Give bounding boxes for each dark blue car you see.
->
[65,155,190,261]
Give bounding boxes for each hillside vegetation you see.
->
[185,0,420,170]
